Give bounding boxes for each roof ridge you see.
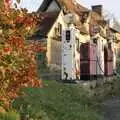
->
[38,0,89,13]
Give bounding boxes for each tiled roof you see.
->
[37,0,107,36]
[57,0,90,34]
[57,0,89,13]
[38,0,89,14]
[30,12,59,39]
[110,27,118,33]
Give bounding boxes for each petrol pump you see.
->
[61,28,77,81]
[61,13,80,81]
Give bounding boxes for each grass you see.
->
[0,111,20,120]
[12,80,104,120]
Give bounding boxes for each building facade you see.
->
[32,0,120,79]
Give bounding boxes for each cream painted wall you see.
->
[83,13,91,34]
[112,42,117,70]
[79,12,91,44]
[46,11,65,66]
[79,34,90,44]
[116,33,120,51]
[97,35,107,75]
[113,33,120,70]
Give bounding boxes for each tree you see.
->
[0,0,44,109]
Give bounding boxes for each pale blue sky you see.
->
[79,0,120,19]
[18,0,120,19]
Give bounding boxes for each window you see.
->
[66,30,71,43]
[58,23,62,35]
[54,23,62,36]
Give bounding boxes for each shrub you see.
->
[0,0,44,108]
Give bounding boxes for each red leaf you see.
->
[3,47,11,53]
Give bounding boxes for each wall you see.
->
[113,33,120,70]
[47,11,65,66]
[90,33,107,76]
[79,34,90,44]
[96,35,107,75]
[51,39,61,65]
[112,42,117,70]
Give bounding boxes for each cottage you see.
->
[30,0,120,80]
[36,0,91,66]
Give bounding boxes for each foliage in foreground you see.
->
[0,0,44,108]
[13,80,103,120]
[0,111,20,120]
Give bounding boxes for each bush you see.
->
[0,0,44,108]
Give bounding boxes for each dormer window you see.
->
[54,23,62,37]
[58,23,62,35]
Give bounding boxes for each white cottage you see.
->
[30,0,120,79]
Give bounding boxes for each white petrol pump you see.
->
[61,13,79,81]
[61,28,76,81]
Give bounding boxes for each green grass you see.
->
[0,111,20,120]
[12,80,103,120]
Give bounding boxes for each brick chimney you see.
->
[92,5,103,16]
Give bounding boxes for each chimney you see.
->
[92,5,103,16]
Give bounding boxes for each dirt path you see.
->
[101,97,120,120]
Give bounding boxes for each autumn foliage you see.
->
[0,0,44,108]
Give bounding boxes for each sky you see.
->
[18,0,120,20]
[16,0,42,12]
[78,0,120,20]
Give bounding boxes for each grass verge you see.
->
[0,111,20,120]
[12,80,104,120]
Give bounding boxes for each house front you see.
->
[30,0,120,80]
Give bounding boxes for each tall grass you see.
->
[0,111,20,120]
[12,80,103,120]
